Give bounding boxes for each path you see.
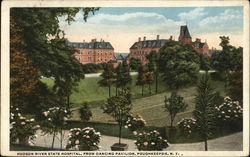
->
[32,130,242,151]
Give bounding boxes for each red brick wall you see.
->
[129,47,161,64]
[73,48,115,64]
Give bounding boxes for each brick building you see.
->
[129,35,169,64]
[66,39,116,64]
[129,25,211,64]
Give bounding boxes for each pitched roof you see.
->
[180,25,191,38]
[130,39,169,49]
[66,40,114,49]
[115,53,129,60]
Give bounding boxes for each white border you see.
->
[1,0,249,156]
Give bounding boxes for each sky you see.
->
[59,7,243,52]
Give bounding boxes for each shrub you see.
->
[66,127,101,150]
[134,130,169,151]
[124,114,146,133]
[79,102,92,121]
[210,72,225,81]
[177,118,197,136]
[10,106,40,144]
[215,96,243,129]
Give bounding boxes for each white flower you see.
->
[134,140,137,143]
[158,136,162,139]
[124,125,128,128]
[133,131,137,135]
[96,132,101,136]
[75,140,80,145]
[20,116,26,120]
[139,133,142,136]
[30,118,34,122]
[43,112,48,117]
[228,110,231,112]
[64,110,67,113]
[21,122,26,125]
[143,142,148,146]
[34,134,38,138]
[85,130,89,133]
[63,117,68,121]
[68,140,71,144]
[93,143,96,145]
[151,142,155,145]
[48,118,52,121]
[35,125,40,128]
[221,111,225,114]
[16,108,19,111]
[76,132,80,135]
[86,135,90,139]
[128,124,131,127]
[17,113,21,116]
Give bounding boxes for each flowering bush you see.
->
[66,127,101,151]
[124,114,146,133]
[215,97,243,125]
[10,106,40,145]
[134,130,169,151]
[177,118,197,136]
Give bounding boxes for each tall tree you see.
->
[129,58,142,71]
[115,61,132,92]
[146,51,159,93]
[99,64,116,98]
[136,65,147,96]
[102,88,132,144]
[199,55,211,73]
[145,72,154,94]
[211,36,243,90]
[193,74,215,151]
[158,40,200,91]
[10,8,99,111]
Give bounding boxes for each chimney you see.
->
[156,35,160,40]
[138,37,141,42]
[195,38,201,42]
[143,36,146,41]
[91,38,97,43]
[169,35,173,40]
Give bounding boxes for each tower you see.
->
[178,25,192,44]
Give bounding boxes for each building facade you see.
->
[129,25,211,64]
[66,39,116,64]
[129,35,169,64]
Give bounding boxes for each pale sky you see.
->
[59,7,243,52]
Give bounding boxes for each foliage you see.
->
[215,97,242,128]
[177,118,197,137]
[145,72,154,94]
[136,65,147,96]
[115,62,132,89]
[102,88,132,144]
[98,63,116,97]
[193,74,216,151]
[10,106,40,144]
[79,102,92,121]
[82,63,105,73]
[124,114,146,132]
[228,70,243,103]
[199,55,211,71]
[134,130,169,151]
[158,40,199,90]
[10,7,99,111]
[164,92,188,127]
[146,51,160,93]
[66,127,101,150]
[129,58,142,71]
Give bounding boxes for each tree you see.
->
[129,58,142,71]
[10,8,99,111]
[146,51,160,93]
[98,63,116,98]
[228,70,243,103]
[193,74,215,151]
[164,92,188,127]
[136,65,147,96]
[199,55,211,73]
[115,61,132,93]
[102,88,132,144]
[158,40,199,90]
[79,102,92,121]
[211,36,243,90]
[145,72,154,94]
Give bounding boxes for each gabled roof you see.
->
[180,25,191,38]
[130,39,169,49]
[66,40,114,49]
[115,53,129,60]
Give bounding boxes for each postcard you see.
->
[1,0,249,156]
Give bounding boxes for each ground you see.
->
[30,130,243,151]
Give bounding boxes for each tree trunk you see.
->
[118,123,122,144]
[67,94,70,109]
[109,85,111,98]
[60,131,63,150]
[149,84,151,94]
[51,131,56,149]
[155,73,158,94]
[204,134,208,151]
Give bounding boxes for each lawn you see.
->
[42,74,226,127]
